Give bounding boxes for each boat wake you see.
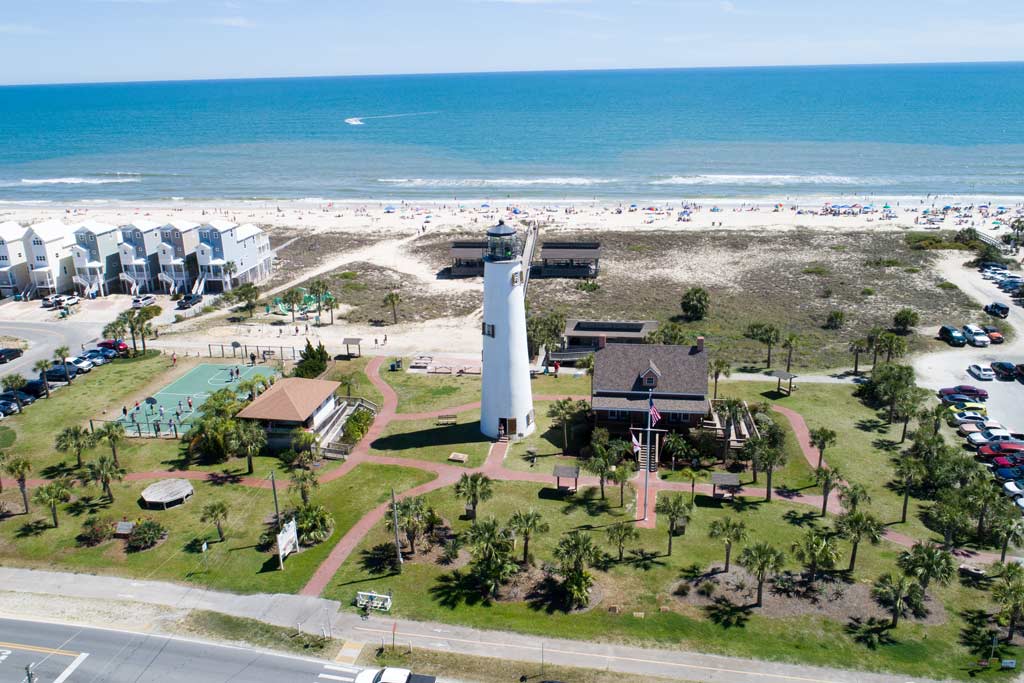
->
[345,111,439,126]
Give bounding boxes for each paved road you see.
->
[0,617,362,683]
[0,320,104,379]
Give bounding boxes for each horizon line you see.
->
[2,58,1022,89]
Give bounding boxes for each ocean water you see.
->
[1,62,1023,203]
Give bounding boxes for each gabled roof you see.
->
[27,219,72,243]
[75,219,118,237]
[237,377,340,423]
[122,219,162,233]
[204,219,237,232]
[163,220,199,233]
[0,221,27,242]
[641,360,661,378]
[234,223,263,241]
[592,343,708,396]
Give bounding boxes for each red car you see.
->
[993,456,1023,468]
[938,385,989,401]
[979,442,1024,459]
[97,339,129,356]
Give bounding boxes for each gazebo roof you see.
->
[141,479,195,505]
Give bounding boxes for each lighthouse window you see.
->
[481,323,495,338]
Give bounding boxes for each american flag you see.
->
[648,396,662,426]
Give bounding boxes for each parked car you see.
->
[993,456,1024,469]
[947,402,987,417]
[177,294,203,309]
[951,411,988,426]
[992,361,1017,380]
[82,349,111,365]
[355,667,435,683]
[982,326,1005,344]
[968,364,995,381]
[963,324,991,347]
[43,364,78,383]
[938,325,968,347]
[132,294,157,308]
[940,393,973,406]
[90,346,118,360]
[0,391,36,407]
[969,428,1018,448]
[1017,364,1024,381]
[0,400,19,416]
[995,467,1024,482]
[939,385,989,400]
[41,294,64,308]
[22,379,50,398]
[980,442,1024,459]
[985,302,1011,318]
[1002,480,1024,497]
[65,357,94,373]
[961,420,1004,436]
[0,348,24,363]
[97,339,129,355]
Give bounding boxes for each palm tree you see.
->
[383,291,401,325]
[201,501,230,542]
[709,358,731,399]
[1,375,26,412]
[739,543,785,607]
[84,455,126,501]
[866,326,885,367]
[336,372,357,398]
[758,446,787,502]
[0,452,5,493]
[838,481,871,512]
[873,572,922,628]
[325,295,338,325]
[94,421,126,467]
[465,517,517,597]
[557,530,601,608]
[609,463,633,508]
[808,427,837,469]
[102,317,128,346]
[676,466,700,503]
[236,420,266,475]
[994,566,1024,641]
[791,528,839,585]
[290,469,319,505]
[386,496,427,556]
[223,261,237,289]
[654,494,693,556]
[54,345,72,383]
[894,456,925,524]
[995,516,1024,564]
[582,444,616,500]
[836,510,884,572]
[708,517,747,572]
[717,398,744,457]
[282,288,304,322]
[33,478,73,528]
[781,332,800,372]
[897,542,954,592]
[848,338,868,375]
[508,509,549,565]
[814,466,843,517]
[5,456,32,514]
[308,279,327,317]
[919,402,948,436]
[55,425,96,468]
[455,472,493,519]
[663,432,690,473]
[680,286,710,320]
[547,398,583,454]
[894,388,928,443]
[33,359,52,398]
[606,522,640,562]
[876,332,907,363]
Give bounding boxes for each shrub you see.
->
[904,267,921,274]
[864,258,903,268]
[820,286,833,299]
[904,231,968,251]
[697,581,717,597]
[674,582,692,597]
[201,305,216,314]
[802,264,830,276]
[342,407,374,443]
[893,308,919,333]
[679,287,710,321]
[937,281,959,291]
[173,314,185,323]
[860,287,875,296]
[824,310,845,330]
[575,280,600,293]
[170,292,183,301]
[126,519,167,552]
[78,516,113,547]
[339,271,358,280]
[294,339,330,378]
[441,538,462,565]
[296,503,335,545]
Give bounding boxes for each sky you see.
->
[1,0,1023,85]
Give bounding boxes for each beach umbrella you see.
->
[630,203,637,208]
[384,205,396,213]
[512,208,520,214]
[883,203,891,209]
[481,203,490,208]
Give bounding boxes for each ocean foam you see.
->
[20,177,142,186]
[378,177,619,187]
[650,174,873,186]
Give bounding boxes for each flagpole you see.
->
[643,388,652,521]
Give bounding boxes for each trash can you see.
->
[389,362,397,372]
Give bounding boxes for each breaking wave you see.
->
[378,177,620,187]
[649,174,877,186]
[20,176,142,186]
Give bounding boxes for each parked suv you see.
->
[938,325,967,347]
[985,302,1010,318]
[132,294,157,308]
[962,324,991,347]
[97,339,129,356]
[177,293,203,309]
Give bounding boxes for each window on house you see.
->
[481,322,496,338]
[35,256,45,262]
[32,239,42,246]
[644,376,655,386]
[0,256,7,262]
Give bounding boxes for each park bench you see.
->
[428,365,453,375]
[436,414,457,426]
[448,452,469,463]
[355,591,392,612]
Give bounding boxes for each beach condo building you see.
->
[156,220,200,295]
[590,338,709,436]
[0,222,31,299]
[117,220,164,294]
[548,318,658,364]
[26,220,75,297]
[195,221,273,293]
[535,241,602,278]
[70,220,123,297]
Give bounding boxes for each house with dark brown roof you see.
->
[548,319,658,363]
[590,338,709,433]
[237,377,341,431]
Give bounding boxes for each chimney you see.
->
[696,336,705,352]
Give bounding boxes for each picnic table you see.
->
[436,414,457,426]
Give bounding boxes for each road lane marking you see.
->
[53,652,90,683]
[352,626,841,683]
[0,641,79,657]
[325,664,359,673]
[318,674,354,682]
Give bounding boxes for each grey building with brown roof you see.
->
[590,338,709,432]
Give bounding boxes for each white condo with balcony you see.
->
[0,222,30,298]
[195,221,273,293]
[71,219,122,297]
[26,220,75,296]
[118,220,163,294]
[156,220,200,295]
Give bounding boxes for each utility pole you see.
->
[390,488,403,571]
[271,472,283,570]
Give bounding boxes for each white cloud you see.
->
[0,24,44,35]
[471,0,590,4]
[720,1,736,13]
[205,16,255,28]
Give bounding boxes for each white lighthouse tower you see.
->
[480,220,535,440]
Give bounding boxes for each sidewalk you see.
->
[0,566,947,683]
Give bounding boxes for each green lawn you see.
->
[324,479,1017,681]
[531,371,590,397]
[381,363,482,413]
[0,462,434,595]
[325,356,385,407]
[370,409,492,468]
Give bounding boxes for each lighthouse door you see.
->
[507,418,517,435]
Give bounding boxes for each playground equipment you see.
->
[272,288,336,317]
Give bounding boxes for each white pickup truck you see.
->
[355,667,435,683]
